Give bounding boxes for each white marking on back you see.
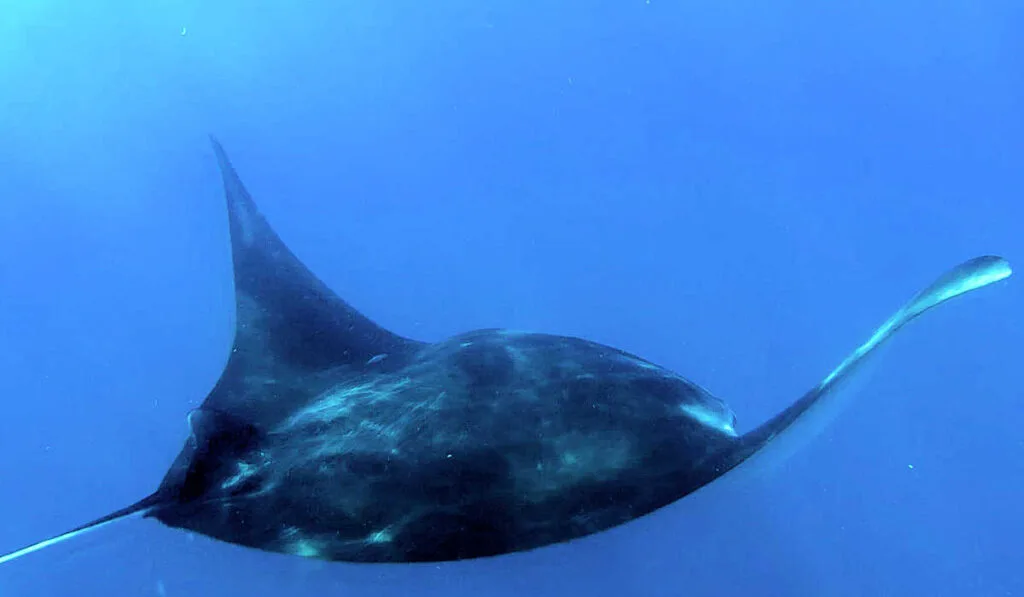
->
[680,403,738,437]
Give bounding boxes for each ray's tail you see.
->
[0,493,162,565]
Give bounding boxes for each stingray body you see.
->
[0,139,1011,566]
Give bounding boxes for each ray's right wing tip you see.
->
[905,255,1012,319]
[968,255,1012,285]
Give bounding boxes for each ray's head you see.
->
[151,408,268,515]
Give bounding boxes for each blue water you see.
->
[1,2,1021,595]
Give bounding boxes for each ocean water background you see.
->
[1,2,1021,596]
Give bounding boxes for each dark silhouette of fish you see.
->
[0,139,1011,565]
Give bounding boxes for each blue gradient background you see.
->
[1,2,1021,595]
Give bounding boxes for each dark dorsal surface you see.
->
[0,139,1009,568]
[145,140,745,561]
[155,327,743,563]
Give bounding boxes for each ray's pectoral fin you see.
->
[208,136,421,374]
[204,137,424,427]
[723,255,1012,476]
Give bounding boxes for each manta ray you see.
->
[0,139,1011,566]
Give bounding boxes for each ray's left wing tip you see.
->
[208,135,231,169]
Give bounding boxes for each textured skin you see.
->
[153,328,738,562]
